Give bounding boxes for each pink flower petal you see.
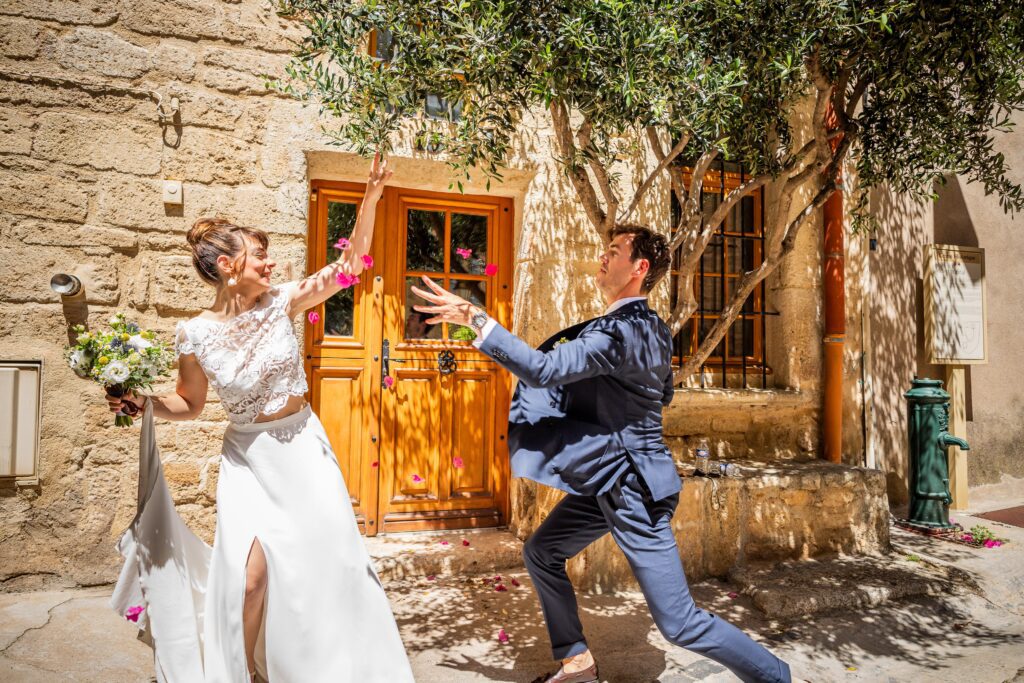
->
[334,237,351,250]
[426,575,436,581]
[497,628,509,643]
[456,247,472,259]
[125,605,145,623]
[361,254,374,269]
[383,375,395,389]
[453,456,464,468]
[412,474,423,483]
[727,591,739,599]
[336,272,360,289]
[307,311,320,325]
[493,575,502,582]
[484,263,498,276]
[440,541,450,546]
[494,583,508,592]
[371,461,379,468]
[462,539,470,547]
[511,578,521,587]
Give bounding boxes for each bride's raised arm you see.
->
[286,152,393,317]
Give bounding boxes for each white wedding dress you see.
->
[111,283,413,682]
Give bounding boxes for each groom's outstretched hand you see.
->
[411,276,481,326]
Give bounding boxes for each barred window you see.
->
[670,161,770,388]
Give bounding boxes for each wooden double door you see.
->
[304,181,514,535]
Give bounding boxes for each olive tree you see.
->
[275,0,1024,381]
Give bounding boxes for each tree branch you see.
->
[549,99,607,233]
[576,118,620,232]
[646,126,687,210]
[621,132,690,223]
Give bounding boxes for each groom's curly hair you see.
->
[608,223,672,293]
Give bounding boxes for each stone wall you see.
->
[2,1,837,587]
[866,111,1024,501]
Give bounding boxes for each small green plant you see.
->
[960,524,1008,548]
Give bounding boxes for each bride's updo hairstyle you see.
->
[187,217,270,285]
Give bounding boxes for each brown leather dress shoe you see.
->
[529,663,599,683]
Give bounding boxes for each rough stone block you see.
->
[1,0,119,26]
[161,127,257,185]
[149,42,197,83]
[55,29,151,80]
[0,171,89,221]
[0,106,34,155]
[179,91,245,132]
[32,112,161,175]
[151,255,212,315]
[119,0,222,41]
[11,219,138,251]
[0,17,42,58]
[0,244,119,304]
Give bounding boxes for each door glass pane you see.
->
[701,237,723,273]
[448,280,486,341]
[403,277,444,340]
[325,202,358,337]
[406,209,445,272]
[450,213,488,274]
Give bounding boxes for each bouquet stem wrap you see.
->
[106,384,141,427]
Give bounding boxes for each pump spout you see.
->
[939,432,970,451]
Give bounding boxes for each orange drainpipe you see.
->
[822,104,844,464]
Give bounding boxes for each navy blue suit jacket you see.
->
[478,300,681,501]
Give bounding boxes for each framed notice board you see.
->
[924,245,987,365]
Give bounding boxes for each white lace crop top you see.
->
[174,283,308,424]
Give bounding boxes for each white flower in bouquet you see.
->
[127,334,152,351]
[101,360,131,384]
[68,349,92,378]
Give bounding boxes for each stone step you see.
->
[366,527,525,584]
[728,552,976,619]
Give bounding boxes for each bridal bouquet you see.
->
[65,313,173,426]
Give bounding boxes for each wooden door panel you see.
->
[383,368,442,506]
[311,366,372,528]
[450,371,494,499]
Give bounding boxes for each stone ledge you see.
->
[729,553,974,619]
[367,528,524,584]
[568,461,890,593]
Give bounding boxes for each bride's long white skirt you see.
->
[111,405,414,682]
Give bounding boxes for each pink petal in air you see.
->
[462,539,471,547]
[307,311,320,325]
[485,263,498,276]
[336,272,360,289]
[334,237,351,250]
[371,461,379,468]
[497,628,509,643]
[125,605,145,623]
[383,375,395,389]
[412,474,424,483]
[440,540,450,546]
[511,578,521,587]
[456,247,473,259]
[453,456,464,468]
[361,254,374,269]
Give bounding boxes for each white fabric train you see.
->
[110,403,414,682]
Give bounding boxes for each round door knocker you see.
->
[438,350,457,375]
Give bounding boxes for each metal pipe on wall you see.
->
[822,105,845,464]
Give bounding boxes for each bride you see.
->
[105,155,413,682]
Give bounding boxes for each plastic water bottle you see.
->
[694,440,710,475]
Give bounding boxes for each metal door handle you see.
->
[438,350,457,375]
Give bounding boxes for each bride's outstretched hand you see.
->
[365,152,393,201]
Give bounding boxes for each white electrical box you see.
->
[162,180,183,206]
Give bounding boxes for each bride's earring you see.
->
[227,272,237,286]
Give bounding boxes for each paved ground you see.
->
[2,501,1023,682]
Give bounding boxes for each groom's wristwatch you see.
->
[469,308,489,334]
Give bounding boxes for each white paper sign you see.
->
[925,245,987,364]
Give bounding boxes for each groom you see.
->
[412,224,791,683]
